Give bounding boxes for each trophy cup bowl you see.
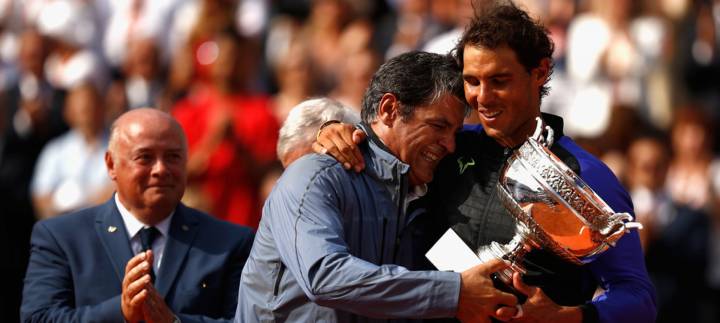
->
[477,133,642,285]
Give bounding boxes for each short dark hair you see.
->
[455,1,554,98]
[361,51,467,124]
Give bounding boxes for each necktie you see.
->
[138,226,160,282]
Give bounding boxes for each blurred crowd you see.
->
[1,0,719,322]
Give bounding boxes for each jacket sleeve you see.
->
[569,140,657,323]
[266,165,461,319]
[21,221,125,323]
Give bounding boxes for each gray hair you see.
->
[277,98,360,162]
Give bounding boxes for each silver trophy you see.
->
[477,118,643,285]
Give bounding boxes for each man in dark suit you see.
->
[21,108,254,322]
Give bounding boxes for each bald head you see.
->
[109,108,187,158]
[105,108,188,224]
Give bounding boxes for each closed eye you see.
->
[463,76,479,86]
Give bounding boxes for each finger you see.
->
[327,135,358,170]
[351,129,366,145]
[512,272,536,296]
[317,124,360,168]
[311,141,328,154]
[130,288,148,307]
[337,128,363,169]
[350,130,366,172]
[124,252,147,276]
[478,258,511,275]
[145,250,154,269]
[124,258,152,286]
[496,290,519,307]
[494,305,519,321]
[123,262,150,292]
[316,134,349,166]
[126,274,152,299]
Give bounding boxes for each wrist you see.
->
[316,120,341,141]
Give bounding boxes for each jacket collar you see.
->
[357,122,410,183]
[95,198,134,283]
[155,203,200,297]
[541,112,565,139]
[95,198,201,298]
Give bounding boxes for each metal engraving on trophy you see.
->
[477,118,643,285]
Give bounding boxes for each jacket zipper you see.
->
[392,175,406,263]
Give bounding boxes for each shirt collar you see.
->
[114,193,173,240]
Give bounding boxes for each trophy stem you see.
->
[477,225,534,285]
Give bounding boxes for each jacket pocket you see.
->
[273,263,286,296]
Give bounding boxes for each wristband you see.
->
[316,120,342,141]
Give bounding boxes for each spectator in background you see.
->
[384,0,445,59]
[36,0,107,91]
[268,37,314,123]
[300,0,355,94]
[102,0,180,69]
[0,28,66,321]
[105,36,166,122]
[172,31,278,228]
[626,134,711,323]
[258,97,359,208]
[277,97,359,168]
[21,108,253,322]
[707,177,720,323]
[625,135,675,249]
[562,0,670,137]
[676,0,720,122]
[2,28,67,219]
[330,48,380,112]
[329,19,379,112]
[666,106,720,210]
[422,0,477,55]
[31,83,112,219]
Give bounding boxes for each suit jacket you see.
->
[20,198,254,323]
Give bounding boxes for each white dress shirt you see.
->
[115,194,173,273]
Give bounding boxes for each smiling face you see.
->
[462,44,549,147]
[106,109,187,224]
[381,93,465,186]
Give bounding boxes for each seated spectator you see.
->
[21,108,254,322]
[30,83,113,218]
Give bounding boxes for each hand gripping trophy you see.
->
[477,118,643,286]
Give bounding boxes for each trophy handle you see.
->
[530,117,555,147]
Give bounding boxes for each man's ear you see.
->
[105,151,117,181]
[377,93,400,127]
[533,58,551,85]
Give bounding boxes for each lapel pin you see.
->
[108,226,117,233]
[182,225,189,231]
[202,282,207,288]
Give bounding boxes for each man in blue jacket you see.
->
[236,51,520,323]
[315,3,656,323]
[21,108,254,322]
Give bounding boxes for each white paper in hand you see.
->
[425,228,482,272]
